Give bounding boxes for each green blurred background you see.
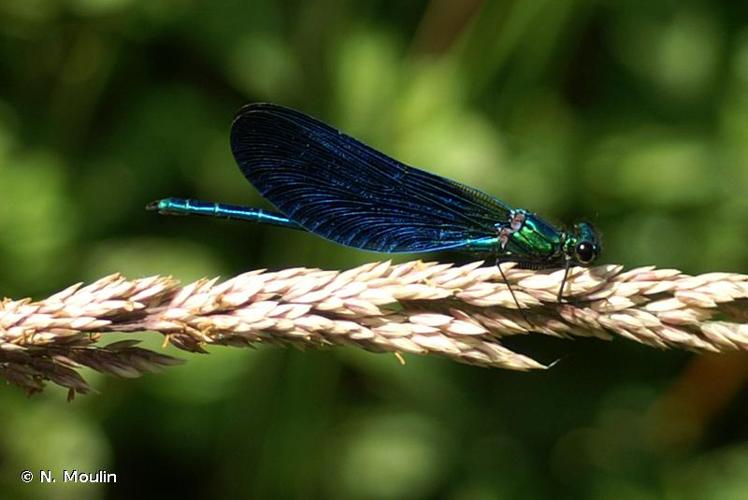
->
[2,0,748,499]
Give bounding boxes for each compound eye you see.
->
[575,242,596,264]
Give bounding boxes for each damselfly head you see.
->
[565,222,601,265]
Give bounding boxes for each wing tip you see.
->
[232,102,307,125]
[230,102,314,143]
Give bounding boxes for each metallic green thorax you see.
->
[479,209,601,267]
[507,215,563,262]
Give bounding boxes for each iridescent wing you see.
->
[230,103,511,253]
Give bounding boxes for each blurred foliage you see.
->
[1,1,748,499]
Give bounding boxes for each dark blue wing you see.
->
[230,103,511,253]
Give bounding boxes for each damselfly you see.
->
[148,103,601,301]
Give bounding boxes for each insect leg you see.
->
[557,258,572,303]
[494,253,534,330]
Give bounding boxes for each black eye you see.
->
[575,242,596,264]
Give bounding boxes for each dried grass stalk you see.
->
[2,260,748,397]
